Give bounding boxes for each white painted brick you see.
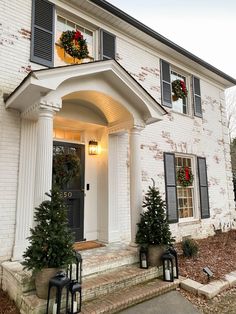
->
[0,0,234,260]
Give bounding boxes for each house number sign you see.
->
[61,191,73,198]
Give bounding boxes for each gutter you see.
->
[90,0,236,85]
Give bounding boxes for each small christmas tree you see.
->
[22,186,75,272]
[136,179,174,246]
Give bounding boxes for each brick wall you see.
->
[0,0,234,260]
[117,36,235,241]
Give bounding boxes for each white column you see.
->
[108,134,120,242]
[34,108,54,207]
[12,119,38,260]
[129,127,143,246]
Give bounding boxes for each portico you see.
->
[5,60,165,260]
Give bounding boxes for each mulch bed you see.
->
[0,290,19,314]
[177,229,236,284]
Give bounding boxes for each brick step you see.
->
[81,245,138,277]
[83,264,160,302]
[1,244,138,304]
[81,278,180,314]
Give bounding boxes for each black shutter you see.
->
[100,30,116,60]
[193,76,202,117]
[160,60,172,108]
[164,153,178,223]
[197,157,210,218]
[31,0,55,67]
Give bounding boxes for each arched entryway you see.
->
[6,60,166,260]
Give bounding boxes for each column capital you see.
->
[129,125,144,134]
[21,98,62,120]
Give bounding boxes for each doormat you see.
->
[73,241,105,251]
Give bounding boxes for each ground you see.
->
[1,230,236,313]
[0,290,19,314]
[177,229,236,284]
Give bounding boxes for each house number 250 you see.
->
[63,191,73,198]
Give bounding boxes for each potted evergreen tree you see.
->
[136,179,174,266]
[22,149,80,299]
[22,187,75,299]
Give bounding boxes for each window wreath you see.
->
[53,151,80,188]
[172,79,188,101]
[60,30,89,59]
[177,166,193,187]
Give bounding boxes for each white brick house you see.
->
[0,0,235,262]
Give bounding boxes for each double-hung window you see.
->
[31,0,116,67]
[171,70,188,115]
[175,156,194,219]
[55,16,94,65]
[164,153,210,223]
[160,59,202,118]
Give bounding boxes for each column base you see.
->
[129,242,139,251]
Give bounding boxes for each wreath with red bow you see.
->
[53,151,80,188]
[172,79,188,100]
[177,166,193,187]
[60,30,89,59]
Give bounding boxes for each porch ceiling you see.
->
[5,60,166,126]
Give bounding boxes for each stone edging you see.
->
[180,271,236,299]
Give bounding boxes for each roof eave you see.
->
[90,0,236,86]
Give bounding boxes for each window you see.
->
[164,153,209,223]
[160,60,202,117]
[171,71,187,115]
[175,156,194,219]
[55,16,94,65]
[31,1,116,67]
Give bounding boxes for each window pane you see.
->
[176,156,194,219]
[55,16,94,65]
[171,71,188,115]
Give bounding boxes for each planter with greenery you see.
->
[136,180,174,266]
[22,150,80,299]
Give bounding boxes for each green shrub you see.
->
[182,238,199,258]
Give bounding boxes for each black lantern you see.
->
[168,247,179,279]
[139,246,148,269]
[46,271,71,314]
[162,251,174,282]
[67,280,82,313]
[66,252,82,313]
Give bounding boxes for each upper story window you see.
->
[160,59,202,118]
[171,70,188,115]
[30,0,116,68]
[55,16,94,65]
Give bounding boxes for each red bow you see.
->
[185,167,190,180]
[74,30,83,41]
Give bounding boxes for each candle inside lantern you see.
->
[52,303,57,314]
[173,266,177,277]
[73,301,77,312]
[165,269,170,281]
[141,259,147,268]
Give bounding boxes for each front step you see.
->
[81,278,179,314]
[20,264,176,314]
[81,243,138,277]
[83,264,160,301]
[2,244,179,314]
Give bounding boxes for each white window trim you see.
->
[170,66,192,116]
[175,154,200,222]
[54,9,98,61]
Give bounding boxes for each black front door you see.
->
[53,141,85,242]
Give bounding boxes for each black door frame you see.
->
[53,141,85,242]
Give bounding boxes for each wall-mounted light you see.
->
[88,140,98,155]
